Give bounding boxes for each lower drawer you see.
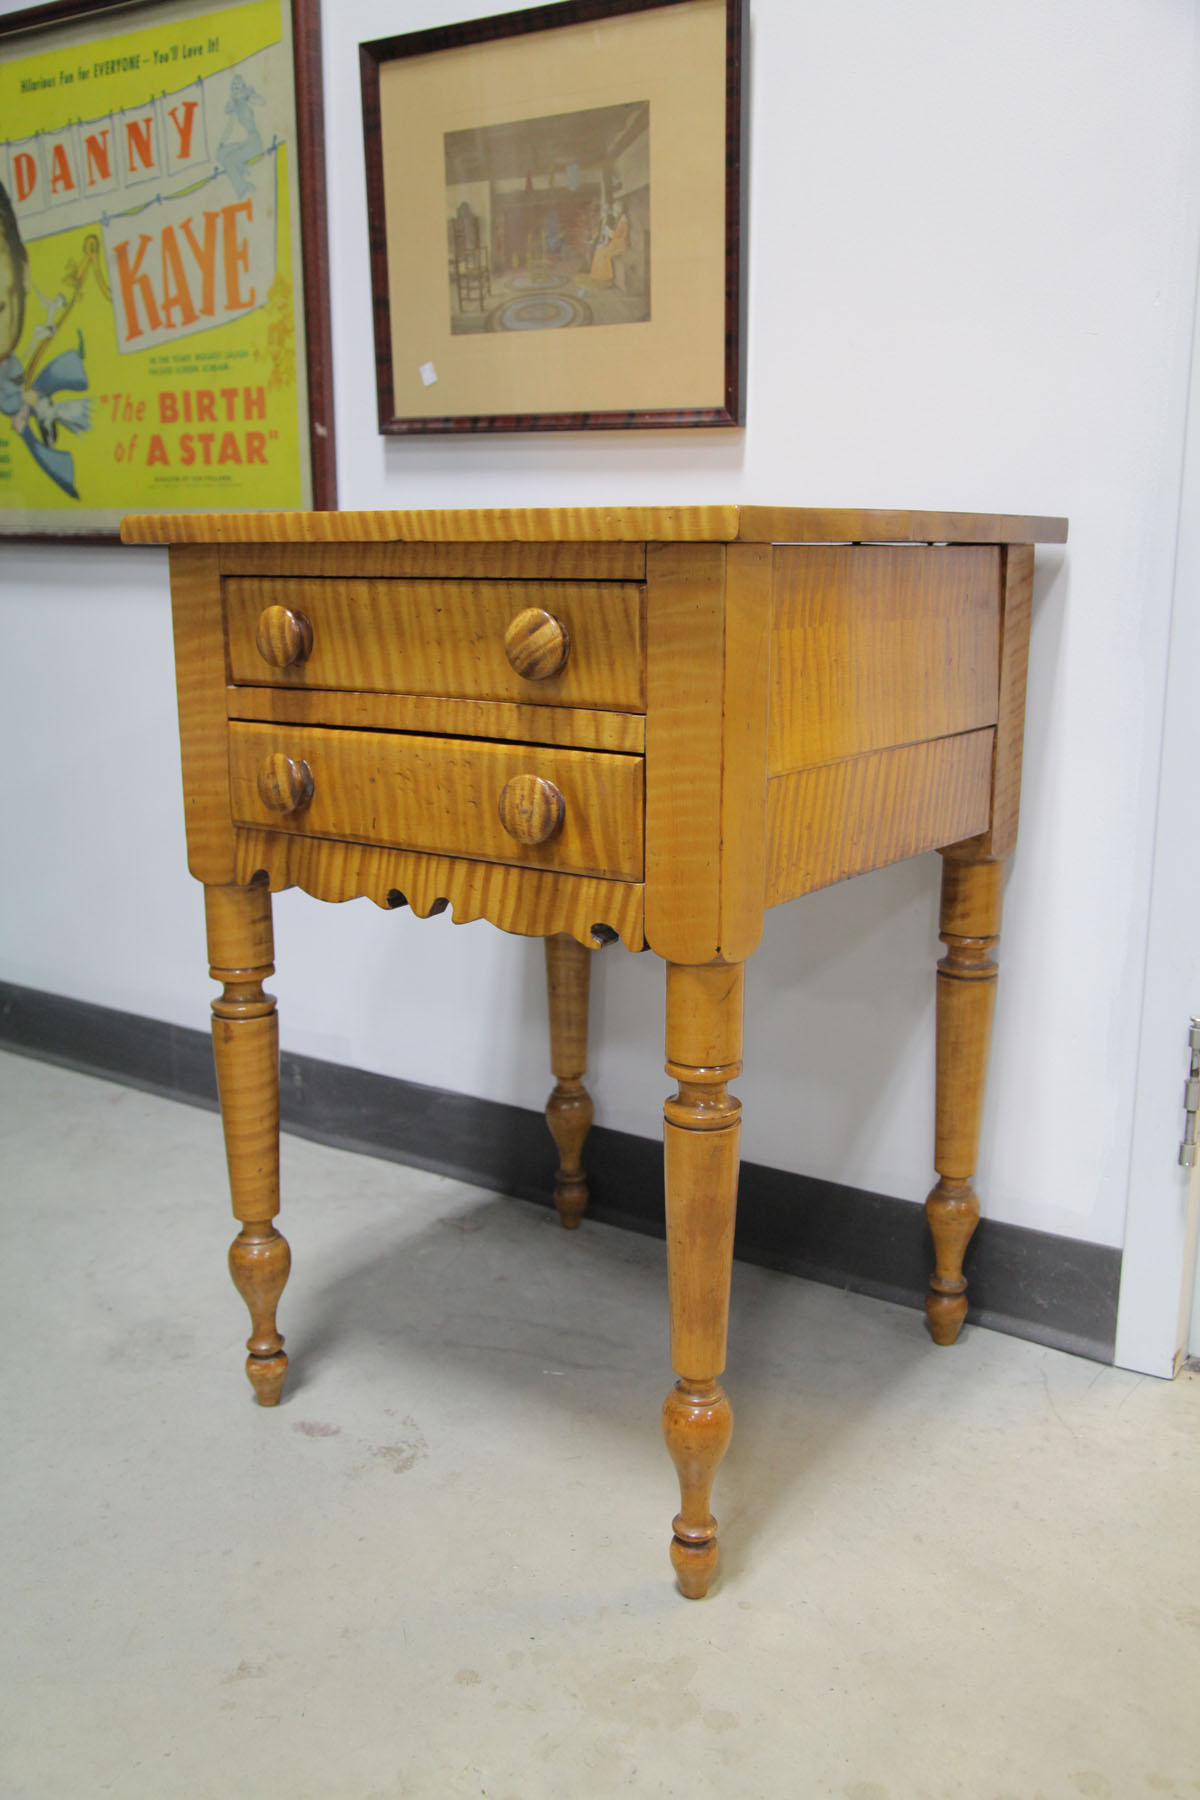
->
[228,722,644,882]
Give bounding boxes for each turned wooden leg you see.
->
[926,852,1003,1346]
[544,933,594,1230]
[661,960,743,1598]
[205,883,290,1405]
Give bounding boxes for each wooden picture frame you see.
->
[360,0,744,435]
[0,0,335,540]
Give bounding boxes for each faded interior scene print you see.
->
[444,101,650,334]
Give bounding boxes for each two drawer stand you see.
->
[123,503,1067,1597]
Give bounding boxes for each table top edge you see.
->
[120,505,1069,547]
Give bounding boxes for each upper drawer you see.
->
[225,577,645,712]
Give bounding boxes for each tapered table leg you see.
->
[926,851,1004,1346]
[205,883,290,1405]
[661,960,743,1598]
[544,933,594,1230]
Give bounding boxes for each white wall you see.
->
[2,0,1197,1253]
[1116,241,1200,1374]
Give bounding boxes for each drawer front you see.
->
[225,578,645,712]
[768,545,1001,774]
[228,722,644,882]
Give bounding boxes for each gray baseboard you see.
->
[0,979,1120,1362]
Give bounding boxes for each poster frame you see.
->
[0,0,336,541]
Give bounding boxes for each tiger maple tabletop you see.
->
[122,502,1068,1598]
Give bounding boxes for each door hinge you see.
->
[1181,1017,1200,1168]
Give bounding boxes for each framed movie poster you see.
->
[360,0,744,434]
[0,0,335,538]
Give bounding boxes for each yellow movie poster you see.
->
[0,0,313,534]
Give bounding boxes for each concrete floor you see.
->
[3,1048,1198,1800]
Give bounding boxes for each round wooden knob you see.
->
[503,608,571,681]
[256,605,313,668]
[256,753,314,815]
[498,774,565,845]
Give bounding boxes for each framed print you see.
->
[0,0,335,539]
[360,0,744,434]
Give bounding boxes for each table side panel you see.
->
[228,722,645,882]
[169,544,238,885]
[768,546,1001,775]
[226,578,646,713]
[644,541,729,964]
[718,543,773,964]
[765,729,995,905]
[962,544,1035,861]
[232,831,645,953]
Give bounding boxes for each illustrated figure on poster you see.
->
[0,182,95,502]
[219,72,265,199]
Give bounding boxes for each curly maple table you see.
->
[123,504,1067,1597]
